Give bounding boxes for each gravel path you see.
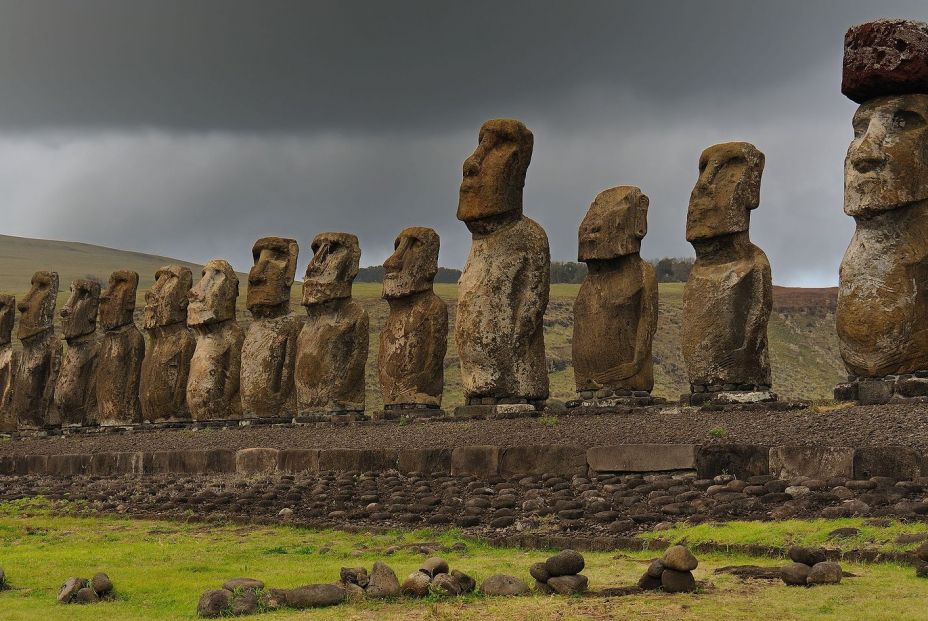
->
[2,403,927,456]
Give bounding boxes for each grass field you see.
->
[1,500,927,620]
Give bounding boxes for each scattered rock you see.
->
[91,572,114,596]
[547,574,588,595]
[788,546,827,566]
[480,574,530,596]
[781,562,811,586]
[544,549,585,577]
[75,587,100,604]
[915,542,928,562]
[529,562,550,583]
[366,561,400,599]
[916,559,928,578]
[58,577,87,604]
[340,567,370,588]
[230,590,259,615]
[344,582,366,602]
[420,557,449,578]
[637,573,662,590]
[285,584,346,608]
[646,559,665,578]
[661,569,696,593]
[197,589,233,618]
[400,572,432,597]
[260,588,289,610]
[807,562,842,585]
[431,573,461,596]
[222,577,264,593]
[450,569,476,594]
[661,545,698,572]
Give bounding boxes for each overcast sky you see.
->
[2,1,927,286]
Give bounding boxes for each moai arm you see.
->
[41,340,62,417]
[741,254,772,361]
[1,350,17,407]
[514,244,550,345]
[221,336,242,411]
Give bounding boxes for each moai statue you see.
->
[835,19,928,404]
[241,237,302,420]
[12,271,61,429]
[294,232,369,419]
[682,142,773,404]
[0,295,17,432]
[96,270,144,426]
[376,227,448,418]
[54,279,100,426]
[140,265,195,423]
[186,259,243,421]
[455,118,550,416]
[572,186,658,407]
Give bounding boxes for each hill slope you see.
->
[0,234,844,405]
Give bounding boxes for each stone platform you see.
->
[835,373,928,405]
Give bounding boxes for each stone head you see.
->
[0,294,14,346]
[383,227,440,299]
[187,259,239,326]
[301,232,360,307]
[143,265,193,329]
[99,270,139,331]
[845,94,928,217]
[17,271,58,340]
[247,236,299,311]
[578,186,649,261]
[60,279,101,339]
[457,119,534,227]
[686,142,764,243]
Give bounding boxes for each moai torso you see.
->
[0,295,18,432]
[141,265,195,422]
[186,259,242,421]
[379,227,448,408]
[241,237,302,418]
[96,271,144,426]
[681,142,772,389]
[573,187,658,393]
[455,119,549,401]
[54,280,100,426]
[295,232,369,413]
[12,271,61,429]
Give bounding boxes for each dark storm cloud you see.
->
[1,0,927,284]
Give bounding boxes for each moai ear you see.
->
[635,193,650,240]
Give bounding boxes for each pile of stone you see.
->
[638,545,699,593]
[57,573,114,604]
[780,547,842,586]
[198,577,347,618]
[400,557,476,597]
[530,549,588,594]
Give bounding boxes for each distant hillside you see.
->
[0,234,845,405]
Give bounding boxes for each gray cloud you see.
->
[1,1,927,285]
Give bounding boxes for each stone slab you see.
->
[47,453,91,476]
[769,445,855,479]
[235,448,280,475]
[499,444,587,477]
[317,449,398,472]
[142,449,234,474]
[853,446,928,480]
[277,449,320,473]
[696,444,770,479]
[586,444,698,473]
[89,451,144,476]
[450,445,500,477]
[397,448,452,474]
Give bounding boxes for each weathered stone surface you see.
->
[278,449,320,473]
[187,260,243,421]
[547,574,588,595]
[660,569,696,593]
[853,446,928,479]
[807,562,842,585]
[769,446,855,480]
[451,445,500,477]
[12,271,61,429]
[586,444,697,473]
[340,567,370,588]
[242,237,301,419]
[780,562,811,586]
[479,574,530,596]
[430,573,460,596]
[789,546,827,567]
[420,557,449,578]
[843,19,928,104]
[683,142,772,390]
[286,584,346,608]
[58,576,86,603]
[400,571,431,597]
[365,561,400,599]
[141,265,195,423]
[54,279,99,426]
[450,569,476,594]
[499,445,586,477]
[662,545,698,572]
[295,232,369,414]
[696,444,769,479]
[397,448,451,475]
[75,587,99,604]
[0,294,15,432]
[529,562,550,583]
[379,227,447,409]
[91,572,113,595]
[838,92,928,378]
[197,588,232,617]
[573,186,657,394]
[96,271,144,426]
[318,449,397,472]
[235,448,280,475]
[544,549,585,577]
[456,119,549,403]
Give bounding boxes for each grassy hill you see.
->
[0,234,844,406]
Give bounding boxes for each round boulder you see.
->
[75,587,100,604]
[661,545,698,572]
[91,572,113,596]
[366,561,400,599]
[480,574,530,596]
[529,562,550,583]
[638,573,663,590]
[916,541,928,563]
[340,566,370,588]
[285,584,346,608]
[420,557,450,578]
[808,562,842,585]
[57,577,87,604]
[661,569,696,593]
[547,574,588,595]
[781,562,811,586]
[451,569,476,594]
[260,588,289,610]
[222,577,263,592]
[544,549,585,577]
[431,573,461,596]
[788,546,827,566]
[197,589,233,618]
[646,559,665,579]
[230,590,259,616]
[401,572,432,597]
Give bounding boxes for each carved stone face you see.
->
[0,294,14,346]
[144,265,192,329]
[686,142,764,243]
[845,94,928,217]
[578,186,649,261]
[99,270,139,331]
[17,271,58,339]
[457,119,534,224]
[383,227,439,299]
[247,237,299,311]
[188,259,239,326]
[60,279,101,339]
[301,232,360,307]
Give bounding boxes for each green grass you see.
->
[1,500,928,619]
